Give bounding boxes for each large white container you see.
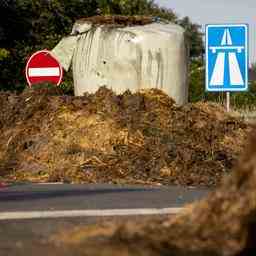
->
[52,19,189,105]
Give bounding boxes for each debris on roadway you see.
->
[50,130,256,256]
[0,86,250,186]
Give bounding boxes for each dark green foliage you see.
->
[0,0,98,92]
[231,81,256,109]
[97,0,176,20]
[0,0,203,95]
[188,59,205,102]
[189,60,256,109]
[178,16,204,58]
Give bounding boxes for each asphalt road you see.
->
[0,183,211,256]
[0,183,209,213]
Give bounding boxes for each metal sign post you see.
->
[226,92,230,112]
[206,24,249,111]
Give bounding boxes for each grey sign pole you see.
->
[226,92,230,112]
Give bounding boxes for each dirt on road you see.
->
[49,130,256,256]
[0,86,250,186]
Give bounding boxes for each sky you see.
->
[156,0,256,65]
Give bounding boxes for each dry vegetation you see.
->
[49,129,256,256]
[76,15,154,26]
[0,86,250,186]
[1,86,255,255]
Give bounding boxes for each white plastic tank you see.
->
[52,16,189,105]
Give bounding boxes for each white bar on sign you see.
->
[221,29,228,45]
[28,67,60,77]
[210,46,244,51]
[228,52,244,85]
[226,30,232,45]
[221,29,233,46]
[210,52,225,86]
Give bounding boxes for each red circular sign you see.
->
[25,50,63,87]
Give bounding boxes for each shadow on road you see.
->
[0,187,156,202]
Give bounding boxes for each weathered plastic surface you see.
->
[52,21,189,105]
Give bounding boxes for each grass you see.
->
[231,107,256,124]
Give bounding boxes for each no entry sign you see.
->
[25,50,63,87]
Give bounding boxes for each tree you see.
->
[251,63,256,72]
[0,0,98,91]
[178,16,203,58]
[0,0,203,92]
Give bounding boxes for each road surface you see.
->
[0,183,209,217]
[0,183,210,256]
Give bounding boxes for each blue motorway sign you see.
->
[206,24,249,92]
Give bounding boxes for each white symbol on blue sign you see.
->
[206,24,248,92]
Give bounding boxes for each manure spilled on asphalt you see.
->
[50,128,256,256]
[0,86,250,186]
